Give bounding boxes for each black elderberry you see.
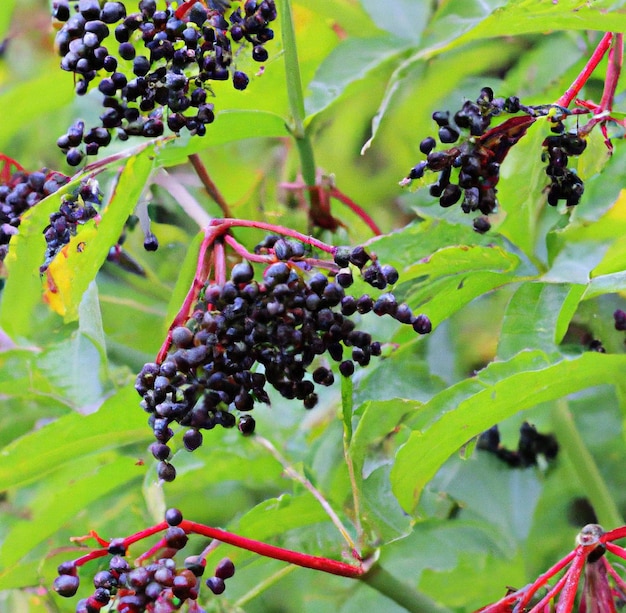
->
[238,414,256,435]
[419,136,436,154]
[413,314,432,334]
[339,360,354,377]
[439,183,462,207]
[158,461,177,482]
[380,264,399,285]
[54,574,80,597]
[614,309,626,331]
[232,70,250,90]
[473,216,491,233]
[206,576,226,595]
[214,558,235,580]
[107,538,127,556]
[183,428,203,451]
[432,110,450,127]
[165,526,188,549]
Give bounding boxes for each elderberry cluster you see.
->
[0,169,69,264]
[136,241,431,481]
[53,508,234,612]
[40,178,103,273]
[477,422,559,468]
[53,0,277,165]
[542,132,586,206]
[402,88,524,228]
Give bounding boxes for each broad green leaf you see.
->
[0,454,144,571]
[422,0,626,58]
[156,110,289,167]
[584,270,626,300]
[349,399,416,540]
[0,384,149,490]
[391,351,626,513]
[496,121,548,259]
[0,65,74,151]
[578,127,612,181]
[399,244,522,326]
[360,0,432,43]
[36,332,103,410]
[78,281,107,355]
[362,37,522,154]
[306,37,411,119]
[234,493,330,541]
[497,282,585,360]
[544,241,611,284]
[43,150,156,321]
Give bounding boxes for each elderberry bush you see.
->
[136,241,431,480]
[0,168,69,265]
[401,87,588,226]
[40,177,103,273]
[53,0,277,165]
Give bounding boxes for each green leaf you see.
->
[155,110,289,167]
[391,351,626,513]
[496,121,548,259]
[0,454,144,572]
[0,66,75,151]
[0,0,16,40]
[359,0,432,43]
[399,244,522,326]
[44,149,156,322]
[349,399,416,540]
[0,384,149,490]
[584,270,626,300]
[422,0,626,58]
[234,493,330,541]
[497,282,585,360]
[306,38,411,119]
[36,333,103,410]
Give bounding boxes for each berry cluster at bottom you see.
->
[53,508,235,613]
[136,242,431,481]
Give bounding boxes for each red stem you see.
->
[603,526,626,541]
[555,547,588,613]
[156,229,215,363]
[213,238,227,286]
[329,187,382,236]
[188,153,233,218]
[513,549,577,610]
[66,519,365,580]
[529,566,571,613]
[599,33,623,112]
[208,218,336,254]
[557,33,614,107]
[604,542,626,561]
[179,520,365,578]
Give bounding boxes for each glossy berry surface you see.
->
[54,0,278,164]
[135,239,431,478]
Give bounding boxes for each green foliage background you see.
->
[2,0,626,611]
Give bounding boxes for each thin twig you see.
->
[152,169,213,228]
[254,435,359,553]
[188,153,233,218]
